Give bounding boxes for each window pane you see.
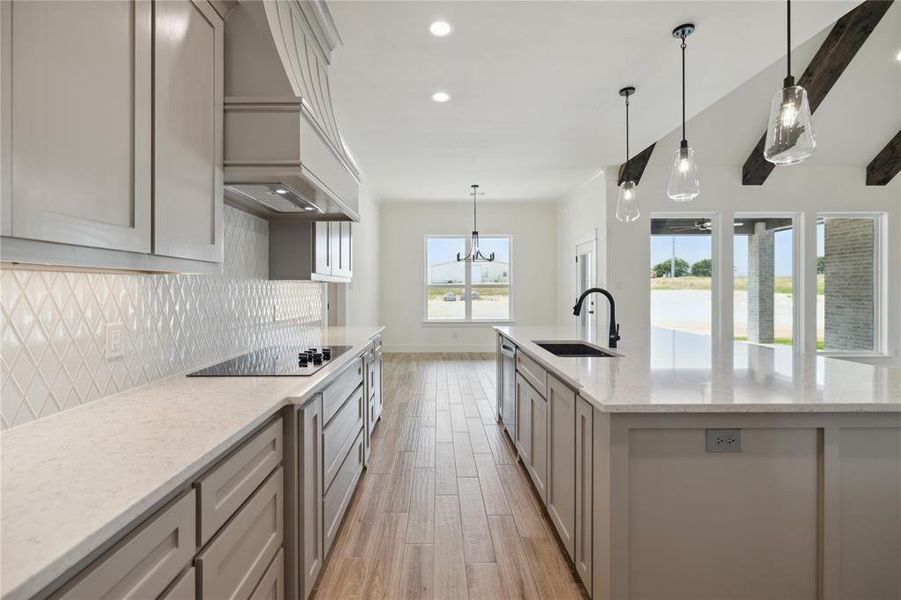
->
[732,217,794,348]
[472,237,511,320]
[817,216,877,352]
[427,237,465,285]
[427,237,466,320]
[650,218,713,335]
[471,286,510,320]
[427,286,465,320]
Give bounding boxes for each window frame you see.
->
[423,234,513,324]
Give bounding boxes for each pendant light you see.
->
[615,87,640,223]
[764,0,816,165]
[457,184,495,262]
[666,24,700,202]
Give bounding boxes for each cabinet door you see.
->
[314,222,332,276]
[529,385,548,503]
[574,396,593,591]
[153,0,223,262]
[3,0,152,251]
[329,222,352,279]
[298,398,323,600]
[514,373,531,465]
[547,375,575,558]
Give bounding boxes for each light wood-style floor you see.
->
[312,353,587,600]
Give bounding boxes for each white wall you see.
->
[555,171,608,334]
[380,200,558,352]
[340,180,381,327]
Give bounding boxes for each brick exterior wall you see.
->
[748,222,775,344]
[824,218,875,351]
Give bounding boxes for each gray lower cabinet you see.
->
[322,428,365,555]
[196,466,284,600]
[574,396,593,591]
[514,373,532,466]
[161,568,197,600]
[546,375,576,559]
[293,398,324,600]
[195,418,283,546]
[54,490,195,599]
[249,549,284,600]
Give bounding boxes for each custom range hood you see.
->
[223,0,360,221]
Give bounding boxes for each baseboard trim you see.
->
[384,344,495,354]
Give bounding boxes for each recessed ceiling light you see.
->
[429,21,453,37]
[431,91,451,103]
[896,49,901,62]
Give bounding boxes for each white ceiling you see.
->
[329,1,859,202]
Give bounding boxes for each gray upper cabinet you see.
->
[0,0,224,272]
[153,0,223,262]
[1,0,152,252]
[269,221,353,282]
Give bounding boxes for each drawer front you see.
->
[196,418,283,546]
[57,490,195,600]
[162,567,196,600]
[517,352,547,397]
[249,548,284,600]
[322,358,364,425]
[323,428,365,556]
[322,384,364,491]
[196,467,284,600]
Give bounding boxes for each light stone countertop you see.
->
[0,326,384,600]
[496,326,901,413]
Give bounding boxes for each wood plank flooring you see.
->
[312,353,586,600]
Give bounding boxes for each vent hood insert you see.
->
[224,0,360,222]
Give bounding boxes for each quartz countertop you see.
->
[496,326,901,413]
[0,326,384,600]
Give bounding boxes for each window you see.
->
[426,235,511,321]
[816,215,882,353]
[732,216,795,348]
[650,218,713,335]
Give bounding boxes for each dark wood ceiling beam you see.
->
[866,130,901,185]
[742,0,893,186]
[617,143,656,186]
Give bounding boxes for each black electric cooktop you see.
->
[187,345,352,377]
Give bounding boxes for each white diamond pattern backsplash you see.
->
[0,206,325,429]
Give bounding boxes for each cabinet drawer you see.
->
[517,352,547,397]
[162,567,196,600]
[196,467,284,600]
[323,429,365,556]
[322,385,364,491]
[322,358,363,425]
[196,418,282,546]
[249,548,284,600]
[57,490,195,600]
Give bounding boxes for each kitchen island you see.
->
[495,326,901,600]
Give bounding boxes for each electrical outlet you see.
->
[706,428,741,453]
[105,323,125,360]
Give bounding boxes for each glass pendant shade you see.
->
[764,83,816,165]
[666,143,700,202]
[615,180,640,223]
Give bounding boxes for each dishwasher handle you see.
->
[500,344,516,359]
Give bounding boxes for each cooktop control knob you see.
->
[312,352,323,365]
[322,348,331,360]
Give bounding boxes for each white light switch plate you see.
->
[106,323,125,360]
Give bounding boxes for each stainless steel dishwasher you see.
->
[500,340,517,439]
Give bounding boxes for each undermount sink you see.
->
[534,341,616,358]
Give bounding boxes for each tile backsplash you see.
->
[0,206,325,429]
